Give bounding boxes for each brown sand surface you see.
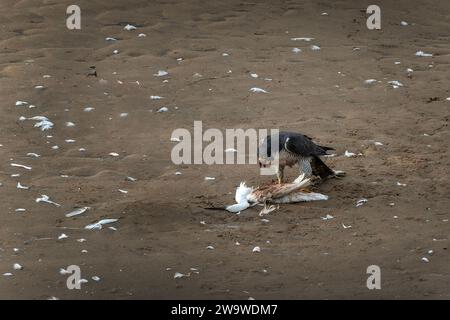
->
[0,0,449,299]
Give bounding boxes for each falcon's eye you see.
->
[258,161,268,168]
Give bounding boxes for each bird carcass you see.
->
[225,174,328,213]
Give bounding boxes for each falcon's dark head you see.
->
[257,134,275,168]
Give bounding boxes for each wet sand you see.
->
[0,0,449,299]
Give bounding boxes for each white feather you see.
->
[226,201,250,213]
[85,219,118,230]
[234,182,252,204]
[249,87,268,93]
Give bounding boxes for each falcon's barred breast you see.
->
[258,131,335,183]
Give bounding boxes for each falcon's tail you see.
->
[311,156,335,179]
[319,145,334,152]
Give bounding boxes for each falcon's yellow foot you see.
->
[276,170,284,184]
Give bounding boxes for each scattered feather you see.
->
[249,87,268,93]
[364,79,377,84]
[415,51,433,57]
[123,24,137,31]
[388,80,403,89]
[154,70,168,77]
[16,101,29,106]
[17,182,30,190]
[344,150,356,157]
[85,219,118,230]
[11,163,32,170]
[66,207,89,218]
[13,263,23,270]
[174,272,185,279]
[291,37,314,41]
[59,268,70,275]
[157,107,169,113]
[34,119,54,131]
[36,195,61,207]
[27,152,40,157]
[58,233,68,240]
[356,198,368,207]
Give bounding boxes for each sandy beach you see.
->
[0,0,449,299]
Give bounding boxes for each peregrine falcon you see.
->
[258,131,335,184]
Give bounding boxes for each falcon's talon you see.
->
[309,176,322,185]
[276,167,284,184]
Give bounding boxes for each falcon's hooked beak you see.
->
[259,154,274,168]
